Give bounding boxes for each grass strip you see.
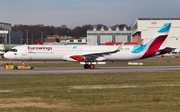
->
[0,72,180,111]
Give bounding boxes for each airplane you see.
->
[4,23,175,69]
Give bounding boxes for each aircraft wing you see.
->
[70,42,125,61]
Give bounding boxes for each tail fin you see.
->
[141,23,171,59]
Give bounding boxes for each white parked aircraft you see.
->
[4,23,175,69]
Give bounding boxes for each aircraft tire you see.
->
[30,67,34,69]
[90,64,95,69]
[84,64,89,69]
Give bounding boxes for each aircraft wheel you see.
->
[84,64,89,69]
[30,67,34,69]
[14,66,18,70]
[90,64,95,69]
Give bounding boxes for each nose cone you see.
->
[4,53,10,59]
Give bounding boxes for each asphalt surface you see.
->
[0,66,180,74]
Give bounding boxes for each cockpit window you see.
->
[10,49,18,52]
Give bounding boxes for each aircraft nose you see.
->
[4,53,10,59]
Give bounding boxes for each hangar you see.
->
[0,22,22,44]
[87,18,180,54]
[87,25,131,45]
[131,18,180,53]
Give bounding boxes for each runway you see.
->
[0,66,180,74]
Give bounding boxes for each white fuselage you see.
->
[4,45,146,62]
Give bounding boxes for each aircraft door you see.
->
[22,46,27,56]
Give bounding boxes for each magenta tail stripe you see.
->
[141,35,168,59]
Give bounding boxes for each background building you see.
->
[45,35,87,45]
[11,31,23,44]
[131,18,180,52]
[87,25,131,45]
[0,22,11,44]
[0,22,22,44]
[68,37,87,45]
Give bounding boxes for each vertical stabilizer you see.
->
[141,23,171,59]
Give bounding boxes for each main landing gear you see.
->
[84,64,95,69]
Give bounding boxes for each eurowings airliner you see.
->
[4,23,175,69]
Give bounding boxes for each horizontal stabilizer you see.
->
[157,47,176,54]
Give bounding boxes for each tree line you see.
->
[12,24,130,44]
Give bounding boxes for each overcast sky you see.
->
[0,0,179,27]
